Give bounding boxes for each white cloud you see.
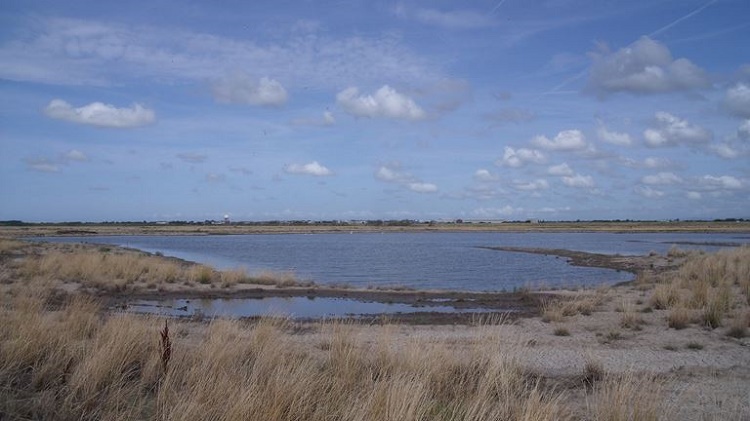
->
[643,157,673,169]
[634,185,664,198]
[63,149,88,162]
[738,120,750,140]
[375,162,438,193]
[699,175,743,190]
[407,182,438,193]
[686,191,702,200]
[205,173,225,183]
[596,124,632,146]
[44,99,155,128]
[588,36,708,96]
[25,158,60,173]
[212,74,288,106]
[643,112,711,147]
[513,179,549,191]
[710,143,740,159]
[285,161,333,176]
[473,169,499,182]
[497,147,545,168]
[337,85,426,120]
[642,172,682,185]
[547,163,574,176]
[176,153,207,164]
[531,129,587,151]
[724,83,750,118]
[562,174,595,188]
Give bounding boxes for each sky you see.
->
[1,0,749,222]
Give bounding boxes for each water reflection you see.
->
[125,296,485,319]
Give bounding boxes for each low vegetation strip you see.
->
[478,245,675,274]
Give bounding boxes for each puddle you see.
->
[123,296,486,319]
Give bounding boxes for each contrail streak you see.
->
[490,0,509,15]
[649,0,718,38]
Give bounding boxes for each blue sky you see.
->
[1,0,749,222]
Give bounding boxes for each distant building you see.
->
[223,214,230,224]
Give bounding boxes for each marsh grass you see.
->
[587,371,667,421]
[11,242,318,293]
[667,305,691,330]
[0,291,584,421]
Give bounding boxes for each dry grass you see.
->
[644,246,750,330]
[0,290,592,421]
[587,371,668,421]
[7,241,317,293]
[667,305,692,330]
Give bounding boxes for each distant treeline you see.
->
[1,218,747,227]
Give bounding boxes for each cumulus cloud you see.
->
[407,182,438,193]
[375,162,438,193]
[212,73,288,106]
[644,157,673,169]
[596,124,632,146]
[63,149,88,162]
[547,163,574,176]
[588,36,708,96]
[723,83,750,118]
[513,179,549,191]
[176,153,207,164]
[336,85,426,121]
[531,130,587,151]
[643,112,711,147]
[642,172,682,185]
[44,99,155,128]
[699,175,743,190]
[473,169,500,182]
[634,185,664,198]
[562,174,595,188]
[710,143,740,159]
[284,161,333,176]
[497,147,545,168]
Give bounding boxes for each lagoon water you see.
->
[43,231,749,292]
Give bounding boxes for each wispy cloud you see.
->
[0,17,442,89]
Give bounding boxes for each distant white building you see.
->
[223,214,230,224]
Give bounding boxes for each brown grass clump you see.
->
[650,283,680,310]
[726,311,749,338]
[667,305,692,330]
[587,371,667,421]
